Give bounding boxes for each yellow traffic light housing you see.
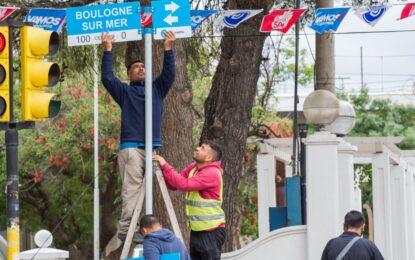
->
[0,26,10,122]
[20,26,61,121]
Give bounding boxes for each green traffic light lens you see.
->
[0,96,6,117]
[48,99,61,118]
[0,65,5,85]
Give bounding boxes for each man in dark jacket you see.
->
[321,210,384,260]
[101,31,176,242]
[140,215,190,260]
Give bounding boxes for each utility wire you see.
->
[338,73,415,76]
[29,175,96,260]
[301,24,316,63]
[191,29,415,39]
[336,54,415,58]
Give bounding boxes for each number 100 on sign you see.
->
[69,30,137,46]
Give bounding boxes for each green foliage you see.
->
[251,36,313,138]
[238,144,259,241]
[349,88,415,150]
[355,164,372,206]
[0,76,122,247]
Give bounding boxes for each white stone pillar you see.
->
[304,131,341,260]
[337,140,358,220]
[406,164,415,260]
[390,164,409,260]
[353,187,362,212]
[257,153,276,238]
[372,152,393,259]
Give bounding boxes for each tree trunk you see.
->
[125,32,192,246]
[100,159,118,250]
[200,0,274,251]
[154,38,193,246]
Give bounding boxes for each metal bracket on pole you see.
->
[0,122,35,131]
[143,28,156,35]
[141,6,153,13]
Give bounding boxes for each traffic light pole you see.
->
[5,127,18,259]
[0,19,34,259]
[0,122,34,259]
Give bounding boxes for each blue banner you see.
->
[310,7,350,33]
[190,10,217,30]
[25,8,66,33]
[355,5,388,27]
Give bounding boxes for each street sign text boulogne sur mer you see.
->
[66,2,141,46]
[152,0,191,40]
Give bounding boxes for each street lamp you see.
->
[323,100,356,137]
[303,89,339,125]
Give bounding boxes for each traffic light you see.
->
[20,25,61,121]
[0,26,10,122]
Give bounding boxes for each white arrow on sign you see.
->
[165,1,179,13]
[164,13,178,25]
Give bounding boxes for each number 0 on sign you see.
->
[66,2,142,46]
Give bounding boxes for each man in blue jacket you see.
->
[140,215,190,260]
[101,31,176,242]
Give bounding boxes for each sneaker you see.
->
[118,232,144,244]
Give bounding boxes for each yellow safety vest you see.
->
[185,167,225,231]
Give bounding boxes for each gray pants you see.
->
[117,148,145,235]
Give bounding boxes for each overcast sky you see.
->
[278,1,415,95]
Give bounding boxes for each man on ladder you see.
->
[153,142,226,260]
[101,30,176,244]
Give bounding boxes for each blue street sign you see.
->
[66,2,142,46]
[152,0,191,39]
[25,8,66,33]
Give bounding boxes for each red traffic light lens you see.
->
[0,32,5,53]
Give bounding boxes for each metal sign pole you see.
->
[93,44,100,260]
[143,6,153,215]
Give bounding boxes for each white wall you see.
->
[304,132,341,260]
[222,226,306,260]
[257,154,276,238]
[372,152,394,259]
[390,164,408,260]
[337,141,358,220]
[407,166,415,260]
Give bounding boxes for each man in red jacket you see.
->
[153,142,226,260]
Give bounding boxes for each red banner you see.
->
[400,3,415,20]
[141,12,152,27]
[260,9,306,33]
[0,7,19,22]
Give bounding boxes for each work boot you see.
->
[118,232,144,244]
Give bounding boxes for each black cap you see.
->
[126,59,143,72]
